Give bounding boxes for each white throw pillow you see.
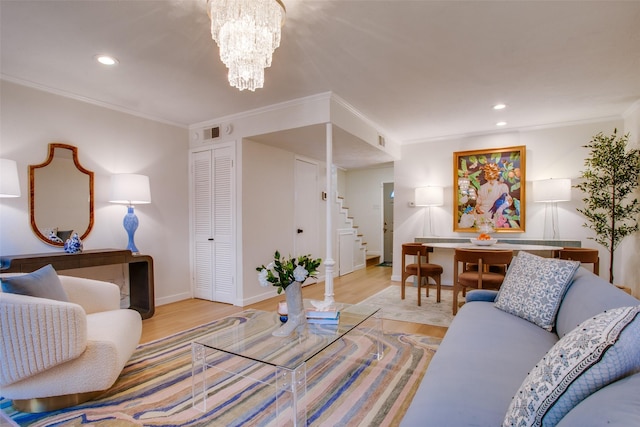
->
[503,305,640,427]
[495,251,579,331]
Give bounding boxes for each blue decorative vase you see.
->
[64,233,83,254]
[47,230,63,244]
[123,206,140,254]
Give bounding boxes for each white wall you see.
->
[0,81,191,305]
[241,139,333,304]
[241,139,296,303]
[391,118,640,295]
[344,166,394,256]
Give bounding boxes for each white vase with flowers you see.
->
[256,251,322,337]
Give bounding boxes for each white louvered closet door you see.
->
[191,143,236,304]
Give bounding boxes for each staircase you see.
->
[336,196,368,273]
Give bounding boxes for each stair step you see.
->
[366,255,381,266]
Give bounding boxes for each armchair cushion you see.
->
[1,264,68,302]
[60,275,120,314]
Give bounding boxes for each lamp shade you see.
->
[415,186,444,207]
[533,178,571,203]
[109,174,151,204]
[0,158,21,198]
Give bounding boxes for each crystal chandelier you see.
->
[207,0,286,91]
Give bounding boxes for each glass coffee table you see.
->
[191,302,382,426]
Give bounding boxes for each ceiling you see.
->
[2,1,639,169]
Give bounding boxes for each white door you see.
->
[192,150,214,300]
[191,143,236,304]
[294,158,319,258]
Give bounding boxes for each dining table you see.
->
[416,239,570,286]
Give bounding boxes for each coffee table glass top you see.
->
[194,302,380,370]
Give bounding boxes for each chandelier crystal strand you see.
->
[208,0,285,91]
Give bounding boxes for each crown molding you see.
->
[404,115,624,145]
[1,74,187,129]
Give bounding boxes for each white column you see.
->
[324,122,335,303]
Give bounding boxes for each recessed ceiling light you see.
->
[496,121,507,127]
[493,103,507,110]
[95,55,118,66]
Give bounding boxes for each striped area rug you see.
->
[1,312,440,427]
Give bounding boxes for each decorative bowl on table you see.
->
[470,233,497,246]
[470,238,498,246]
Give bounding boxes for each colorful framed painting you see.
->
[453,145,526,233]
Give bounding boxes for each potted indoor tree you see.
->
[575,129,640,283]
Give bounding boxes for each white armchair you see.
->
[0,275,142,412]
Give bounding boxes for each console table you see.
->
[0,249,154,319]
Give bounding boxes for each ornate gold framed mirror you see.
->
[29,143,94,246]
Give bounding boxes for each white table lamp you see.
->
[533,178,571,239]
[415,186,444,236]
[110,174,151,254]
[0,159,21,198]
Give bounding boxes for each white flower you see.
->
[293,265,308,282]
[459,213,476,228]
[258,268,270,287]
[266,262,274,270]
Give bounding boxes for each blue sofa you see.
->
[401,267,640,426]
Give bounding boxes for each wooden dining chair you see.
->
[452,248,513,315]
[558,247,599,275]
[401,243,444,305]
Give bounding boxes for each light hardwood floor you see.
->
[141,265,448,343]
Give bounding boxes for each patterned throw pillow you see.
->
[503,305,640,427]
[495,251,580,331]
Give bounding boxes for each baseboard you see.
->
[156,291,191,307]
[240,289,280,306]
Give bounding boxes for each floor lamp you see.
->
[110,174,151,254]
[533,178,571,240]
[415,186,444,236]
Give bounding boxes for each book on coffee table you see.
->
[307,312,340,324]
[306,308,339,319]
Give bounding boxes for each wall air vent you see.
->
[204,126,220,140]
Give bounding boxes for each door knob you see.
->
[297,228,304,234]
